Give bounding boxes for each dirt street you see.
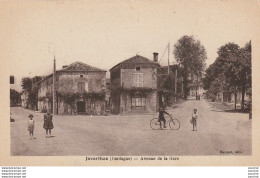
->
[10,99,251,156]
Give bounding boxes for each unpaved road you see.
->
[10,99,251,156]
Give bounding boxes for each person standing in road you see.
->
[191,109,198,131]
[43,109,54,138]
[27,114,35,140]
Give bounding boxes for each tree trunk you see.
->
[241,86,245,111]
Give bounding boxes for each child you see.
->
[27,114,35,140]
[191,109,198,131]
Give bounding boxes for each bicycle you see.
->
[150,115,180,130]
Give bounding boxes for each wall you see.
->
[37,71,106,115]
[121,67,157,89]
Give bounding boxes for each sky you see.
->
[2,0,259,92]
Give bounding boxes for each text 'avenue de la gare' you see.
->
[85,156,179,161]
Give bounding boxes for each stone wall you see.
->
[37,71,106,115]
[121,68,157,89]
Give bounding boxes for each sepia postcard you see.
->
[1,0,260,166]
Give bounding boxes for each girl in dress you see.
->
[43,109,54,138]
[27,114,35,140]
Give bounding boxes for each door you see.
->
[77,101,86,113]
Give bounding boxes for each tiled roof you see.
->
[37,61,105,84]
[110,55,159,71]
[61,61,105,72]
[121,55,157,64]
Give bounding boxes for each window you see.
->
[133,73,143,87]
[136,67,140,71]
[131,97,146,110]
[10,76,14,84]
[78,82,85,93]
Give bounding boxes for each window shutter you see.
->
[85,82,88,92]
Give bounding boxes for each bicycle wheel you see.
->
[169,119,180,130]
[150,118,161,130]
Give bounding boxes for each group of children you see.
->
[27,107,197,139]
[27,109,54,140]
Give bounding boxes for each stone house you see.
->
[110,54,160,114]
[216,89,251,104]
[187,73,204,98]
[37,61,106,115]
[21,90,29,108]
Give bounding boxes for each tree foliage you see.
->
[203,41,251,110]
[21,77,32,91]
[173,35,207,99]
[10,89,21,107]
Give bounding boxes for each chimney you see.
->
[153,52,159,62]
[62,65,68,69]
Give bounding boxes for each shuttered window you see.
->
[78,82,85,93]
[133,73,143,87]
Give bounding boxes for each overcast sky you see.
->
[3,0,259,91]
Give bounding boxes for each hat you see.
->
[28,114,33,118]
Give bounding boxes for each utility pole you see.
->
[49,42,56,115]
[53,56,56,115]
[175,66,178,102]
[168,42,170,74]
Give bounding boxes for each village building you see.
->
[110,54,160,114]
[37,61,106,115]
[105,78,111,112]
[216,89,251,105]
[186,72,205,98]
[21,90,29,108]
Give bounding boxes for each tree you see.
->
[203,42,251,111]
[240,41,251,110]
[173,35,207,99]
[21,77,32,91]
[28,90,38,110]
[10,89,21,107]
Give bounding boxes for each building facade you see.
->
[37,61,106,115]
[110,54,160,114]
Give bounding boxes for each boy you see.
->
[27,114,35,140]
[191,109,198,131]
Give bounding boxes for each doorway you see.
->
[77,101,86,114]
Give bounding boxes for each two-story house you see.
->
[37,61,106,115]
[110,54,160,114]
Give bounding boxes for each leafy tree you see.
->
[21,77,32,91]
[173,35,207,99]
[240,41,251,110]
[203,42,251,111]
[28,90,38,110]
[10,89,21,107]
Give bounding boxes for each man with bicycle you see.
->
[158,104,171,129]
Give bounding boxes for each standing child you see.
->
[191,109,198,131]
[27,114,35,140]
